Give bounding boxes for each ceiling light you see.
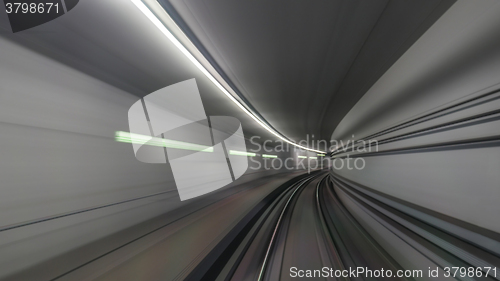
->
[129,0,326,154]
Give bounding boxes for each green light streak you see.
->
[317,154,325,157]
[309,157,317,159]
[229,150,256,157]
[115,131,213,152]
[262,154,278,158]
[298,156,307,159]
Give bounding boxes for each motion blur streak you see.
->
[0,0,499,280]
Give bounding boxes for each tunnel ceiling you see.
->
[162,0,456,143]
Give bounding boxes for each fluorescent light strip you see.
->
[309,157,317,159]
[317,154,325,157]
[130,0,325,154]
[229,150,256,157]
[116,131,213,152]
[262,154,278,158]
[298,156,307,159]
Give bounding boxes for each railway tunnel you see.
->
[0,0,499,280]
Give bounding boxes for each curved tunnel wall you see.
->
[330,0,500,234]
[325,2,500,275]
